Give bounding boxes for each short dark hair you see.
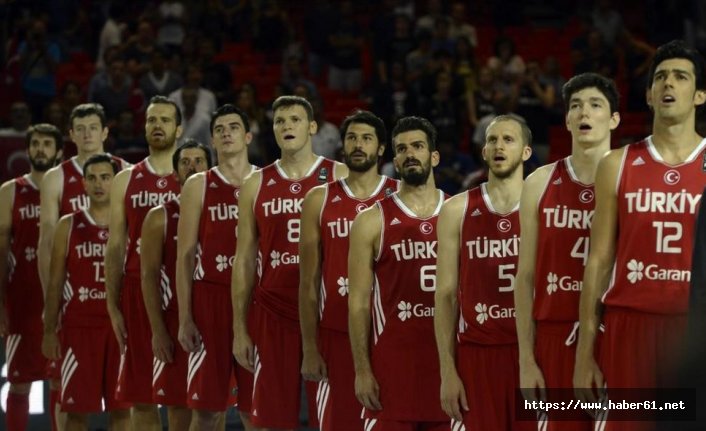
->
[340,110,387,147]
[26,123,64,151]
[647,39,706,90]
[83,153,119,176]
[272,95,314,121]
[172,139,213,172]
[210,104,250,135]
[148,95,182,126]
[391,116,438,151]
[70,103,107,129]
[562,72,620,114]
[486,114,533,147]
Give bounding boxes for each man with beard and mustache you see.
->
[0,123,62,431]
[299,110,398,431]
[348,116,449,431]
[105,96,182,430]
[434,115,533,431]
[140,139,212,431]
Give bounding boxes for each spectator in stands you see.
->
[44,102,68,136]
[90,55,144,124]
[328,0,364,93]
[179,86,212,146]
[281,53,318,99]
[311,98,341,160]
[169,64,217,120]
[96,4,125,70]
[512,60,554,146]
[253,0,291,63]
[373,60,418,130]
[592,0,624,45]
[112,110,147,153]
[469,66,498,128]
[448,2,477,47]
[573,28,618,77]
[618,30,656,111]
[540,56,567,121]
[235,83,266,164]
[421,69,464,144]
[487,36,526,85]
[431,17,456,55]
[157,0,187,53]
[303,0,335,78]
[435,138,484,195]
[124,19,157,77]
[89,46,126,102]
[0,102,31,138]
[406,30,434,84]
[139,47,183,101]
[197,37,234,105]
[376,14,416,85]
[416,0,447,36]
[19,19,60,122]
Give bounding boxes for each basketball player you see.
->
[177,105,257,430]
[38,103,128,428]
[574,40,706,431]
[299,110,397,431]
[140,139,212,431]
[348,116,448,431]
[514,73,620,429]
[0,124,62,431]
[105,96,182,430]
[435,115,532,430]
[231,95,347,430]
[42,154,130,431]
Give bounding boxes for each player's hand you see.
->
[233,332,255,372]
[108,307,128,354]
[355,370,382,411]
[178,319,202,353]
[574,356,605,409]
[440,368,469,421]
[0,308,8,338]
[41,332,62,360]
[301,348,327,381]
[152,327,174,363]
[519,359,547,405]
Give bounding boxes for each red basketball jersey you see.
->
[534,157,595,322]
[318,176,398,333]
[123,159,179,277]
[59,155,127,215]
[62,210,110,328]
[159,198,180,314]
[368,191,446,421]
[6,176,42,333]
[193,167,251,286]
[254,157,336,321]
[603,137,706,314]
[458,184,520,345]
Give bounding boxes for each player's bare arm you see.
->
[0,180,15,336]
[42,215,70,361]
[140,205,173,363]
[348,206,383,411]
[298,185,327,381]
[37,166,63,293]
[514,164,552,403]
[231,170,262,372]
[574,148,622,402]
[176,172,206,353]
[104,168,131,353]
[434,193,469,421]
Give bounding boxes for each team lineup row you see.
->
[1,38,704,431]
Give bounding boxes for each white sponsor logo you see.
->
[25,247,36,262]
[397,300,434,321]
[78,286,107,302]
[497,219,511,233]
[337,276,349,296]
[471,208,482,217]
[156,178,169,189]
[390,217,401,225]
[475,302,515,325]
[269,250,299,268]
[420,221,433,234]
[216,255,235,272]
[626,258,690,284]
[290,183,302,194]
[331,195,341,203]
[663,170,680,185]
[546,272,582,294]
[632,156,645,166]
[579,189,594,203]
[267,178,276,186]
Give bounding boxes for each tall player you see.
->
[231,95,347,430]
[348,116,448,431]
[38,103,128,428]
[435,115,532,430]
[574,40,706,431]
[514,73,620,429]
[105,96,182,430]
[42,154,130,431]
[140,139,212,431]
[0,124,62,431]
[299,110,397,431]
[177,105,257,430]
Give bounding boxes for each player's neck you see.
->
[75,148,105,165]
[146,148,176,175]
[397,178,439,218]
[278,148,319,180]
[87,203,110,226]
[486,173,522,213]
[216,155,252,186]
[569,142,609,184]
[27,169,46,187]
[651,117,703,162]
[344,169,383,199]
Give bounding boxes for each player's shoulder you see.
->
[441,189,468,214]
[333,160,349,179]
[305,182,328,201]
[0,176,17,193]
[242,168,263,190]
[525,162,556,187]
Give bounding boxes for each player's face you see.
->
[647,58,706,121]
[145,103,182,150]
[83,162,115,205]
[27,133,60,172]
[343,122,384,173]
[272,104,316,153]
[176,147,209,184]
[483,120,531,179]
[211,113,251,156]
[70,114,107,153]
[393,130,439,186]
[565,87,620,147]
